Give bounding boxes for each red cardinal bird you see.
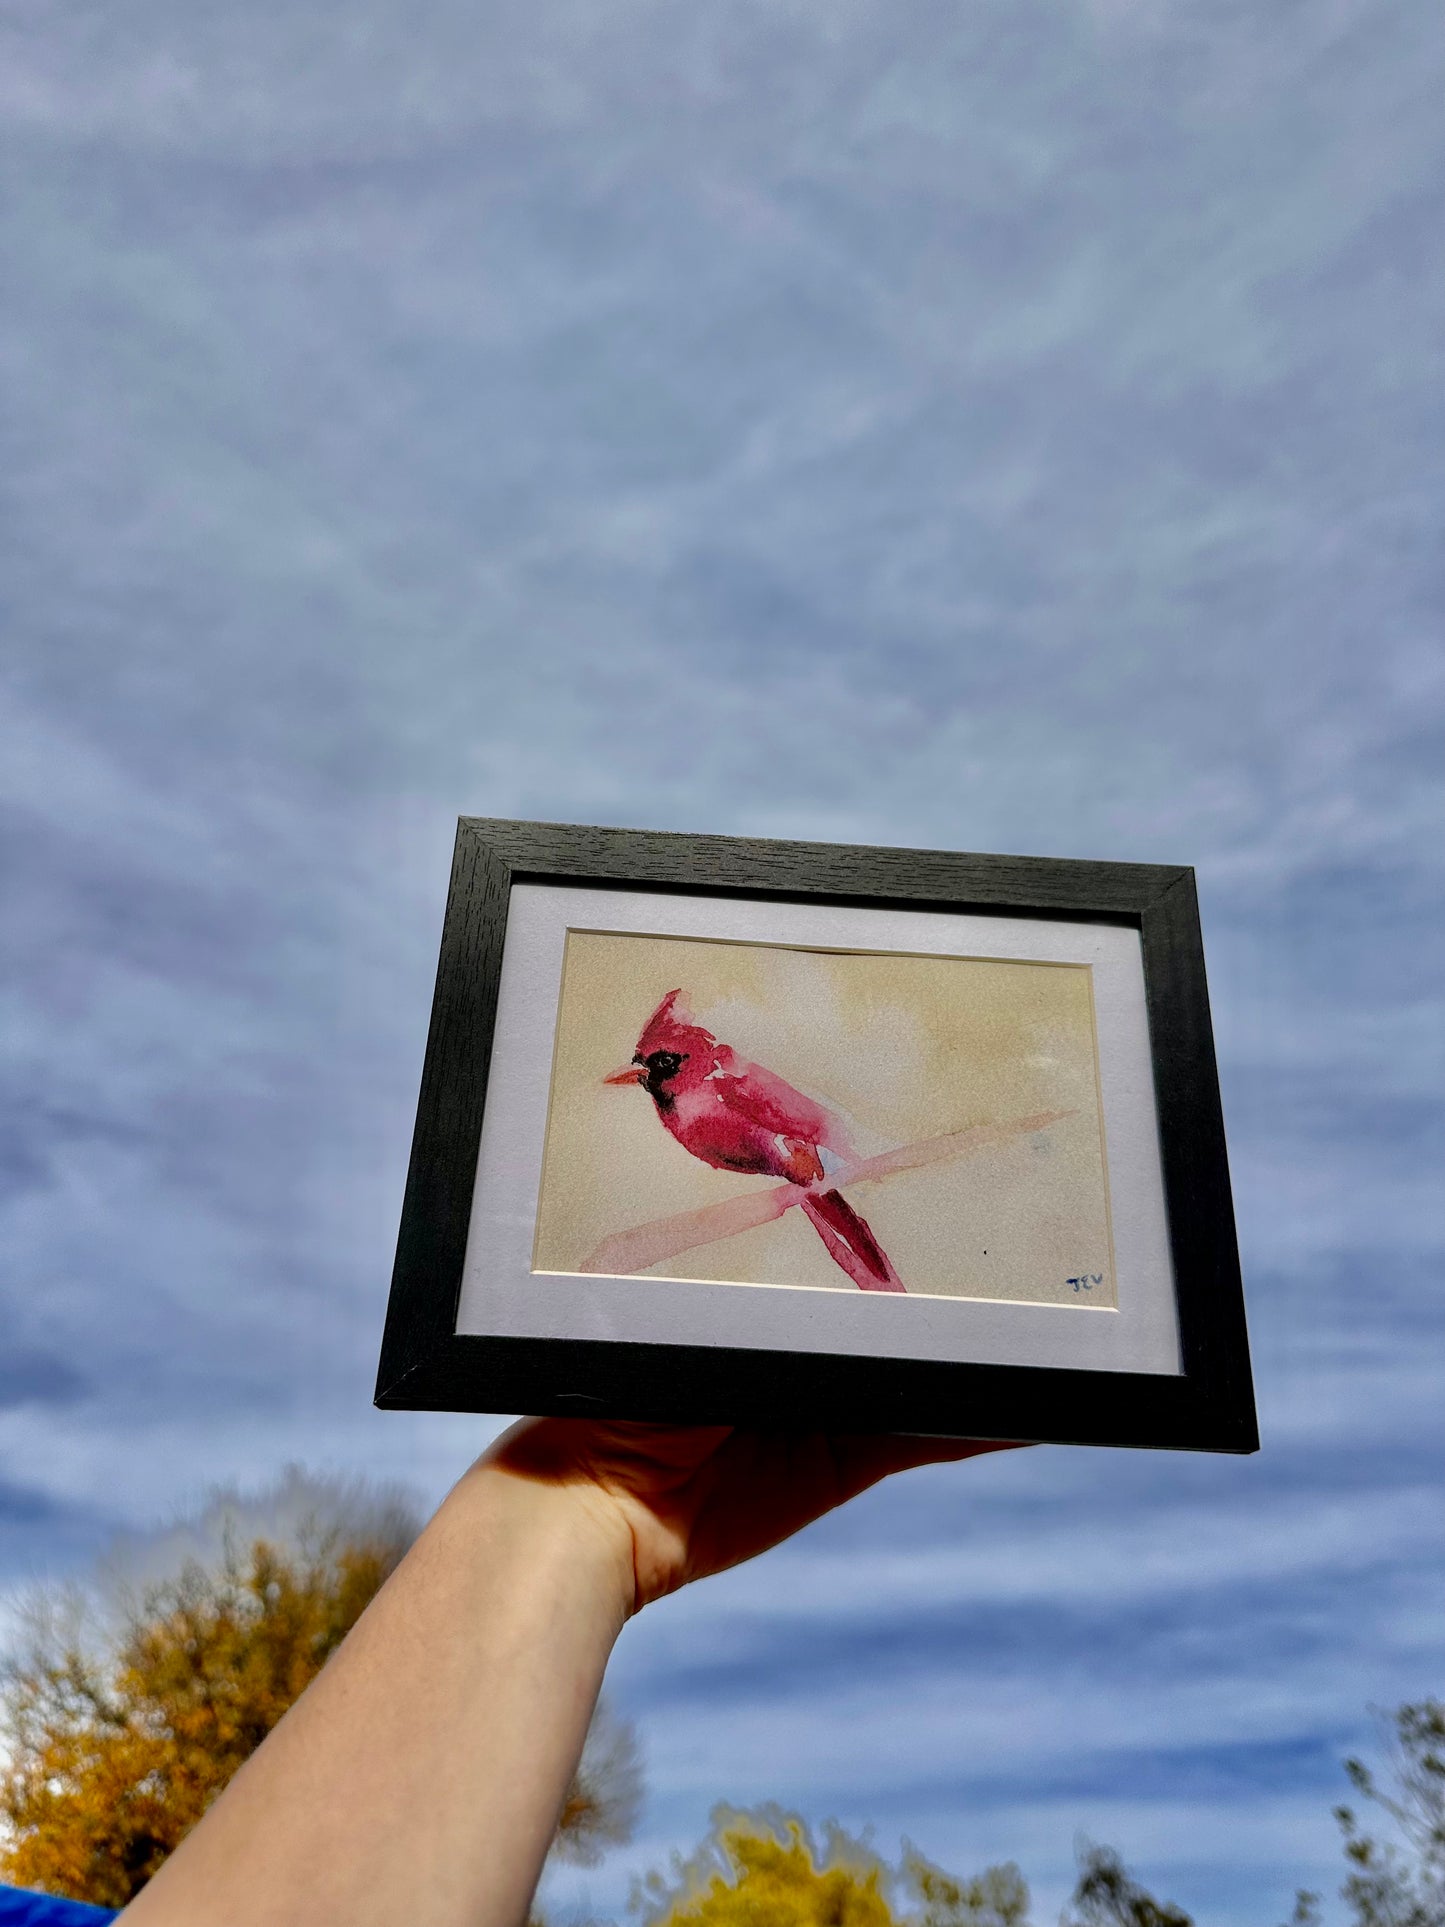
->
[605,989,904,1292]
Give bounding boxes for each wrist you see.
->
[448,1450,639,1631]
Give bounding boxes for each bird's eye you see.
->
[645,1049,686,1079]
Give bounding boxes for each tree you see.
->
[0,1478,412,1907]
[631,1803,1029,1927]
[0,1467,643,1909]
[1063,1843,1194,1927]
[554,1696,646,1869]
[902,1849,1030,1927]
[1061,1696,1444,1927]
[1329,1699,1444,1927]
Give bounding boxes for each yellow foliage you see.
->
[638,1807,898,1927]
[634,1806,1031,1927]
[0,1532,397,1907]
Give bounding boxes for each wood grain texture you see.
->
[375,818,1257,1453]
[374,823,510,1401]
[376,1335,1255,1453]
[465,816,1186,919]
[1140,871,1257,1445]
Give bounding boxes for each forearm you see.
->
[120,1457,635,1927]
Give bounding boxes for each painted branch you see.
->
[578,1109,1073,1277]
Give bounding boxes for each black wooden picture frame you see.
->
[375,818,1256,1453]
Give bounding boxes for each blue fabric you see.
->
[0,1886,118,1924]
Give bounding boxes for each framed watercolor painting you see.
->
[375,819,1256,1452]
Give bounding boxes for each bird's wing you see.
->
[710,1056,838,1148]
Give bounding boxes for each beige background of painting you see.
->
[532,929,1116,1306]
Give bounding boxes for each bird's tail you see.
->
[801,1189,904,1292]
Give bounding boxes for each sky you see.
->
[2,0,1442,1919]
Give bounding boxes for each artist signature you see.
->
[1066,1273,1104,1292]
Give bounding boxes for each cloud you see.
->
[658,1485,1440,1629]
[0,1350,89,1410]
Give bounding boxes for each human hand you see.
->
[483,1419,1024,1613]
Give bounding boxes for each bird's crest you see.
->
[636,988,713,1056]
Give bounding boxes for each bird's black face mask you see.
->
[636,1048,686,1105]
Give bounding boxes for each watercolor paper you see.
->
[533,930,1115,1307]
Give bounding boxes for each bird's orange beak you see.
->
[604,1064,646,1085]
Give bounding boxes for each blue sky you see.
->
[2,0,1442,1920]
